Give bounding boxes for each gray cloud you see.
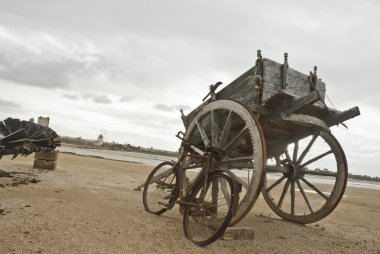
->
[62,93,112,104]
[62,94,79,100]
[119,96,131,103]
[0,42,84,88]
[154,103,191,112]
[82,94,112,104]
[0,97,21,109]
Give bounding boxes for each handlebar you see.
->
[175,131,206,156]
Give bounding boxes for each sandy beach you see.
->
[0,152,379,254]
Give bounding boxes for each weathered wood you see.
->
[324,106,360,127]
[33,160,57,170]
[182,53,359,141]
[271,113,329,130]
[216,66,257,110]
[34,150,59,161]
[271,91,320,117]
[261,58,326,105]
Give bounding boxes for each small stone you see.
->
[25,205,31,208]
[0,209,4,214]
[223,227,255,240]
[30,178,40,184]
[24,231,30,234]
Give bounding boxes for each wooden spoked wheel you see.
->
[182,100,266,226]
[262,129,347,224]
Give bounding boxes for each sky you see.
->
[0,0,379,177]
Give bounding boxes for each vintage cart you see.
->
[177,50,360,225]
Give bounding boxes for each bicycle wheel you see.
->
[143,161,179,215]
[183,172,235,246]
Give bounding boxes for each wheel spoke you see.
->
[300,150,333,168]
[296,134,318,165]
[196,121,210,147]
[266,165,288,174]
[148,168,174,184]
[211,110,219,147]
[223,126,248,152]
[290,180,295,215]
[299,176,328,200]
[285,150,291,163]
[229,171,249,190]
[265,175,286,192]
[278,178,290,208]
[211,178,219,216]
[217,111,232,149]
[296,179,313,213]
[220,179,231,207]
[293,141,299,162]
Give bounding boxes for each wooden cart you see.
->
[179,50,360,225]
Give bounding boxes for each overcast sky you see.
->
[0,0,379,177]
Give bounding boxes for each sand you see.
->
[0,153,379,254]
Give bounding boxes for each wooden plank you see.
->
[216,66,257,110]
[262,58,326,104]
[271,91,320,117]
[279,114,329,129]
[324,106,360,127]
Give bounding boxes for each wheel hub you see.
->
[285,163,303,179]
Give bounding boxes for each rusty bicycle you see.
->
[143,131,240,246]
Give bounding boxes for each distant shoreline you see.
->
[57,144,380,184]
[60,141,178,158]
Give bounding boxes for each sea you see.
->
[57,146,380,191]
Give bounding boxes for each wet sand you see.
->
[0,153,379,254]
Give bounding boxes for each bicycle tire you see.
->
[183,172,235,246]
[143,161,179,215]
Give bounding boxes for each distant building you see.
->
[95,134,104,146]
[37,116,50,127]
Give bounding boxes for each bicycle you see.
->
[143,131,240,246]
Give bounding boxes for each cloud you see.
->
[154,103,191,112]
[82,94,112,104]
[0,27,106,90]
[62,92,112,104]
[62,94,79,100]
[0,97,21,109]
[0,42,82,88]
[119,96,131,103]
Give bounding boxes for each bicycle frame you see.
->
[171,131,240,216]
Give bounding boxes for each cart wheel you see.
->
[262,129,347,224]
[143,161,179,215]
[183,100,266,226]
